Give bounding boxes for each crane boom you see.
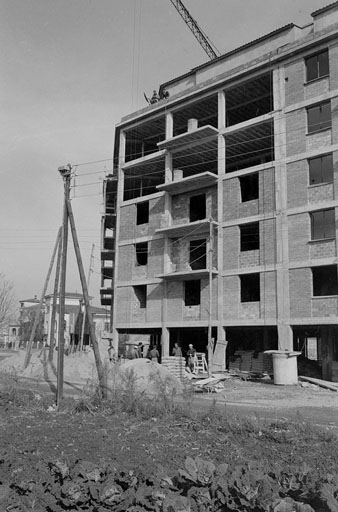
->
[169,0,219,60]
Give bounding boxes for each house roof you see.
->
[20,298,39,304]
[312,1,338,17]
[45,292,92,300]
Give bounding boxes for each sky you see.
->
[0,0,332,307]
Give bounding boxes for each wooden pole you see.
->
[57,168,71,404]
[23,227,62,369]
[48,226,63,362]
[80,243,95,351]
[66,198,107,399]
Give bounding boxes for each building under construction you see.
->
[101,2,338,380]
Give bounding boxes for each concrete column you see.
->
[273,66,292,351]
[217,90,226,356]
[165,152,173,183]
[165,111,174,139]
[161,325,170,357]
[113,130,126,350]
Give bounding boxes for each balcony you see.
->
[156,218,218,238]
[101,266,114,280]
[157,125,218,152]
[100,288,113,306]
[101,249,115,261]
[103,237,115,251]
[157,171,217,195]
[104,214,116,229]
[156,267,218,281]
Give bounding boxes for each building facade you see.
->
[102,3,338,380]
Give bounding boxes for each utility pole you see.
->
[207,218,214,377]
[66,191,107,399]
[57,165,71,404]
[48,226,63,362]
[23,227,62,369]
[80,243,95,351]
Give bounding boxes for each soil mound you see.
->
[0,350,183,397]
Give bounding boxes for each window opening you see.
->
[189,239,207,270]
[240,222,260,251]
[306,50,329,82]
[123,166,165,201]
[307,102,331,134]
[134,285,147,308]
[137,201,149,225]
[239,173,259,202]
[240,273,260,302]
[189,194,206,222]
[185,280,201,306]
[309,154,333,185]
[312,266,338,296]
[136,242,148,266]
[310,209,335,240]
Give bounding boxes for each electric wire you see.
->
[69,109,331,170]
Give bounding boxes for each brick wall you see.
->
[305,76,330,101]
[333,151,338,192]
[331,97,338,145]
[329,44,338,93]
[167,281,183,321]
[309,239,336,259]
[223,177,239,221]
[149,196,165,233]
[289,267,312,318]
[117,245,135,281]
[115,287,132,324]
[287,160,308,208]
[200,277,218,321]
[239,302,260,319]
[260,218,276,265]
[259,168,275,214]
[148,239,164,277]
[306,129,332,152]
[171,188,216,224]
[284,59,304,107]
[288,213,309,261]
[261,271,277,318]
[312,296,338,317]
[170,240,190,272]
[146,284,162,322]
[119,204,136,241]
[223,276,239,319]
[239,250,259,268]
[286,110,306,157]
[223,226,239,270]
[308,183,334,203]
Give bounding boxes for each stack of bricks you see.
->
[229,350,273,375]
[161,356,187,381]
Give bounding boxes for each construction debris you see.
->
[298,376,338,392]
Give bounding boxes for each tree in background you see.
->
[0,273,17,331]
[19,309,45,344]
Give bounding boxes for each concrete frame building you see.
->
[102,2,338,380]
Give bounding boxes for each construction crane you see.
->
[169,0,220,60]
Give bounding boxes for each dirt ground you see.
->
[1,350,338,510]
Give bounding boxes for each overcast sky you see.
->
[0,0,331,306]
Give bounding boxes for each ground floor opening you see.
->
[169,327,217,363]
[292,325,338,381]
[118,329,162,360]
